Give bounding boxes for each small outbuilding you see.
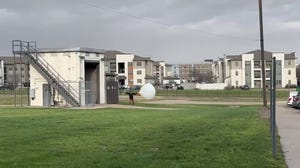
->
[29,47,107,107]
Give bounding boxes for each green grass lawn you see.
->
[0,104,286,168]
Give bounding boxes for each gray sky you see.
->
[1,0,299,64]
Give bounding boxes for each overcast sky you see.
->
[1,0,299,64]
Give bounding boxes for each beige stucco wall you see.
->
[116,54,134,86]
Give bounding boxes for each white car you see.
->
[287,91,298,106]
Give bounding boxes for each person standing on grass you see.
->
[126,90,137,105]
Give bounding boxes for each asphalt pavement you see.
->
[277,101,300,168]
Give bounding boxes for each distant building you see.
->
[104,50,124,74]
[172,64,180,78]
[115,54,155,86]
[179,63,213,83]
[153,61,166,85]
[0,56,29,88]
[212,50,297,88]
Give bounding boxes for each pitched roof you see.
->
[226,55,242,61]
[247,50,273,60]
[133,55,152,61]
[0,56,26,64]
[245,49,296,60]
[284,52,296,60]
[104,50,125,60]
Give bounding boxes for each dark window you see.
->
[266,70,270,78]
[266,61,272,68]
[118,63,125,73]
[254,61,261,68]
[254,70,261,78]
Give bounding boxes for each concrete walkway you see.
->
[277,101,300,168]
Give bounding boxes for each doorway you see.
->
[42,84,51,106]
[85,62,100,104]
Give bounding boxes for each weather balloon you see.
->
[139,83,156,99]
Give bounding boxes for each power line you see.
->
[75,0,258,42]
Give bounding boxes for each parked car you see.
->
[287,91,298,106]
[285,84,297,88]
[291,92,300,108]
[162,84,173,90]
[0,84,14,90]
[240,85,250,90]
[177,85,184,90]
[123,85,141,94]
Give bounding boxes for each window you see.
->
[254,61,261,68]
[137,62,142,66]
[266,70,270,78]
[236,81,239,86]
[288,80,291,84]
[95,53,100,57]
[276,80,282,85]
[235,61,238,66]
[128,62,133,66]
[288,70,291,75]
[86,53,90,56]
[118,62,125,73]
[21,67,24,71]
[137,79,142,83]
[254,70,261,78]
[235,71,238,76]
[137,70,142,75]
[288,60,291,66]
[110,63,116,72]
[266,61,272,68]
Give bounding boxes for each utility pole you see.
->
[258,0,267,107]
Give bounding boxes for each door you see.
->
[106,81,119,104]
[43,84,51,106]
[85,81,95,107]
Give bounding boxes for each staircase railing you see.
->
[13,40,80,106]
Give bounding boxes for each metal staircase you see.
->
[12,40,80,107]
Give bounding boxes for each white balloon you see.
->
[139,83,156,99]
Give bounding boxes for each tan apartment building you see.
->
[0,56,29,88]
[116,54,155,87]
[213,50,297,88]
